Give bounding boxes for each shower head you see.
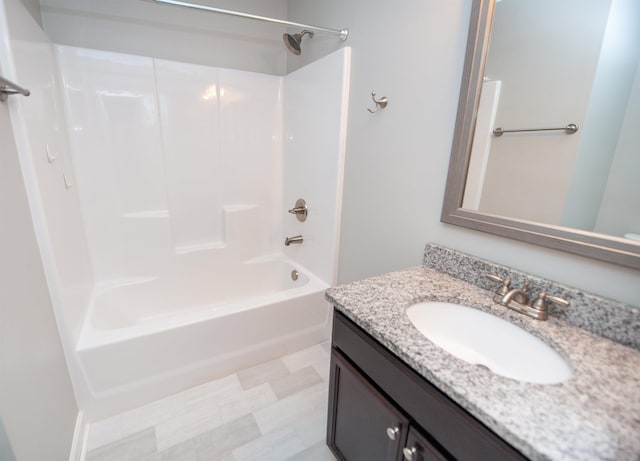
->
[283,30,314,55]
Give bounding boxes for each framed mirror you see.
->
[442,0,640,270]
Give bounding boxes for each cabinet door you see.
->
[401,427,448,461]
[328,349,409,461]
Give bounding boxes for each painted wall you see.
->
[0,12,77,461]
[480,0,611,225]
[594,58,640,237]
[18,0,41,24]
[566,0,640,233]
[0,94,77,461]
[286,0,640,306]
[1,0,95,414]
[2,0,95,342]
[560,0,640,230]
[40,0,288,75]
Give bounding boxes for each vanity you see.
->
[324,245,640,461]
[323,0,640,457]
[327,311,526,461]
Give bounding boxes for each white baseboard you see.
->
[68,411,88,461]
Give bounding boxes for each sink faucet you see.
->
[500,284,529,306]
[485,274,569,320]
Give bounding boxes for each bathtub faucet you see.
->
[284,235,304,246]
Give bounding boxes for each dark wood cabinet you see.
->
[328,350,409,461]
[327,310,528,461]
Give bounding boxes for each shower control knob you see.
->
[288,198,308,222]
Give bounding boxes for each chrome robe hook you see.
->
[367,91,388,113]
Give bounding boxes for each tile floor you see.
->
[85,343,337,461]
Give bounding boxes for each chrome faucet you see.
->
[284,235,304,246]
[485,274,569,320]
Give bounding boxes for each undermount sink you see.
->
[406,302,572,384]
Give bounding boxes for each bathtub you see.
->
[76,255,331,419]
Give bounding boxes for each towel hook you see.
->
[367,91,388,113]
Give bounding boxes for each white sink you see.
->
[406,302,572,384]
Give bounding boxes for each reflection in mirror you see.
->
[463,0,640,241]
[442,0,640,269]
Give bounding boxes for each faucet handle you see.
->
[545,293,570,308]
[532,292,570,311]
[485,274,511,296]
[288,198,308,222]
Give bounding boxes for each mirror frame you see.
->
[441,0,640,270]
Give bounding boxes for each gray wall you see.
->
[594,58,640,237]
[0,74,78,461]
[562,0,640,231]
[287,0,640,306]
[18,0,41,25]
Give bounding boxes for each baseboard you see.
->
[68,410,88,461]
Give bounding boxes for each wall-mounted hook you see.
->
[45,144,57,163]
[63,172,73,190]
[367,91,388,113]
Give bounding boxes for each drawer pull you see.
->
[403,446,418,461]
[386,426,400,440]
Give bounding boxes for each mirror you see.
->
[442,0,640,270]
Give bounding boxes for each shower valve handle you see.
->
[288,199,308,222]
[288,206,306,214]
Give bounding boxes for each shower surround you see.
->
[5,28,350,419]
[63,45,349,418]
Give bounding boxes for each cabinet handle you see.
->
[386,426,400,440]
[403,446,418,461]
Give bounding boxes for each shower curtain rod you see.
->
[153,0,349,40]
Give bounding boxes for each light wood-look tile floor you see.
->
[85,343,336,461]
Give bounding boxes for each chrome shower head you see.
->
[283,30,314,55]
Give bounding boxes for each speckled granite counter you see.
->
[325,264,640,461]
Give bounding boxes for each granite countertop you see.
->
[325,266,640,461]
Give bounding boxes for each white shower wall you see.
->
[283,48,351,284]
[57,45,349,285]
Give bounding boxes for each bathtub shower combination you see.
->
[2,4,350,419]
[66,46,350,417]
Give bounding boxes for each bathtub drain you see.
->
[291,270,299,281]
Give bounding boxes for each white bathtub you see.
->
[76,255,331,419]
